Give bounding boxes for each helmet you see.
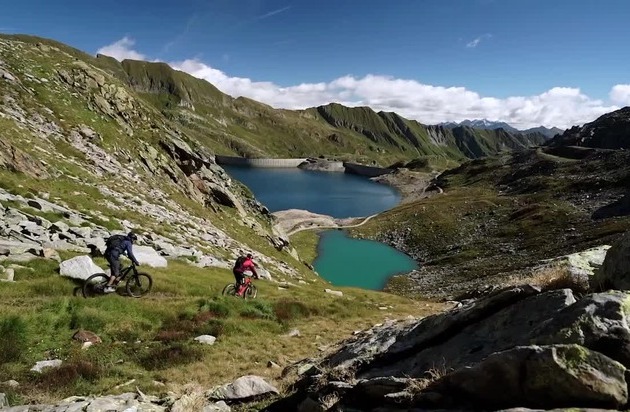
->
[127,232,138,241]
[246,253,253,259]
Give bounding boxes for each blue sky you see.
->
[2,0,629,128]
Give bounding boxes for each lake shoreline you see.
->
[272,168,441,234]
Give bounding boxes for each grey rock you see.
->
[0,392,7,409]
[194,255,230,269]
[27,199,52,212]
[42,240,90,253]
[353,377,410,402]
[1,380,19,388]
[209,375,279,401]
[0,239,41,255]
[133,245,168,268]
[203,401,231,412]
[4,268,14,281]
[59,255,104,281]
[530,291,630,367]
[268,361,281,369]
[325,288,343,297]
[194,335,216,345]
[31,359,62,373]
[419,345,627,410]
[50,221,70,233]
[69,226,92,239]
[594,232,630,290]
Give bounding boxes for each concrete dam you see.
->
[215,156,307,168]
[215,155,393,177]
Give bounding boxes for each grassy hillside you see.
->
[352,147,630,299]
[0,34,547,168]
[0,256,442,405]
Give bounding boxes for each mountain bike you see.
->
[82,262,153,298]
[222,275,257,299]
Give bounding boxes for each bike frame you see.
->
[113,263,138,284]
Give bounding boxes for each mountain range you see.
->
[0,34,552,169]
[440,119,564,139]
[1,32,630,411]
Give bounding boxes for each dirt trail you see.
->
[287,213,378,236]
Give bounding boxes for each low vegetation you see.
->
[0,257,443,404]
[352,148,630,299]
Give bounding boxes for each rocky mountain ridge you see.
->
[1,34,547,168]
[440,119,563,139]
[547,106,630,149]
[265,234,630,411]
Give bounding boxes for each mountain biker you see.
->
[103,232,141,293]
[233,253,259,296]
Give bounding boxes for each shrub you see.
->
[0,316,28,363]
[239,301,275,320]
[202,301,231,318]
[35,360,101,390]
[139,344,203,370]
[273,299,313,323]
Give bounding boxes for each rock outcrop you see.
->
[547,106,630,150]
[266,285,630,411]
[594,232,630,290]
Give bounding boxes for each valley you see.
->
[0,31,630,412]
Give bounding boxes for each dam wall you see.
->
[343,162,394,177]
[215,155,394,177]
[215,155,307,168]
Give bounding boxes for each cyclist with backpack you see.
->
[233,253,259,296]
[103,232,141,293]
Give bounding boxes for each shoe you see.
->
[103,286,116,293]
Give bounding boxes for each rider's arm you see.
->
[244,260,259,278]
[124,240,140,265]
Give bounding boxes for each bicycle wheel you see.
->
[82,273,109,298]
[126,273,153,297]
[244,284,257,299]
[222,283,237,296]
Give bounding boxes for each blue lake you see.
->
[221,166,400,218]
[222,165,414,290]
[313,230,418,290]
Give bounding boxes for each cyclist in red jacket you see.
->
[233,253,259,296]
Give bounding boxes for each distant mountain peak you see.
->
[438,119,563,139]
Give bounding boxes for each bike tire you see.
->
[82,273,109,298]
[244,284,257,299]
[126,273,153,298]
[222,283,237,296]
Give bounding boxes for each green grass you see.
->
[0,257,444,404]
[289,231,321,264]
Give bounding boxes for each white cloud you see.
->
[97,37,146,61]
[610,84,630,105]
[98,37,623,129]
[466,34,492,48]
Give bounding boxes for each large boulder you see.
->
[267,286,630,411]
[594,232,630,290]
[209,375,279,402]
[418,345,627,410]
[59,255,104,281]
[133,245,168,268]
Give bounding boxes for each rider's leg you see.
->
[233,270,245,295]
[104,254,120,292]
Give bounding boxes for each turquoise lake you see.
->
[222,166,400,218]
[221,165,415,290]
[313,230,418,290]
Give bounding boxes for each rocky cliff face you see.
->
[547,106,630,149]
[0,35,296,277]
[267,236,630,411]
[308,103,546,161]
